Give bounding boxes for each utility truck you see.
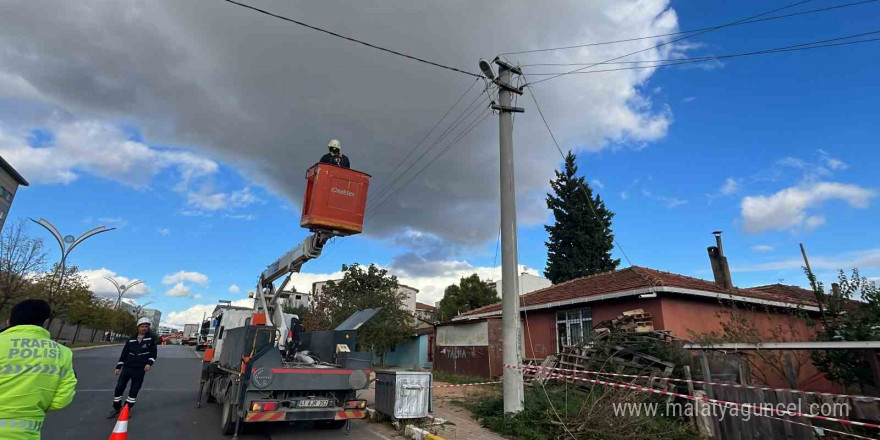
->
[196,162,372,438]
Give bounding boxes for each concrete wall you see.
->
[659,294,840,392]
[494,273,552,298]
[436,320,488,347]
[434,318,503,378]
[46,319,107,344]
[0,167,21,231]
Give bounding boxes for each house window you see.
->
[0,187,11,203]
[556,307,592,352]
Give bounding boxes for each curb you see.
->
[404,425,447,440]
[71,343,123,352]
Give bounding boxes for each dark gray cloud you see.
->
[0,0,679,246]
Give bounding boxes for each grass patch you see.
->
[431,370,494,384]
[461,384,695,440]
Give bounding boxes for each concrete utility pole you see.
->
[482,57,525,413]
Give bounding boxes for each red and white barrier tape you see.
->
[760,413,879,440]
[537,371,880,430]
[433,380,503,388]
[508,364,880,403]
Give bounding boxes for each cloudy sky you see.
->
[2,0,878,327]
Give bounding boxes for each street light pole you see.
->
[30,218,115,314]
[483,58,525,413]
[105,277,145,309]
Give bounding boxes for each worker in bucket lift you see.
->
[107,316,157,419]
[319,139,350,168]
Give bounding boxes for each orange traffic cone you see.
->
[108,405,130,440]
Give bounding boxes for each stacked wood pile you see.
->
[526,309,677,390]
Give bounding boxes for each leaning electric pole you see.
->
[480,57,525,413]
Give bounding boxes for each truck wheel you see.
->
[221,401,239,435]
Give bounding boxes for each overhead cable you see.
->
[500,0,877,56]
[526,0,818,86]
[223,0,481,78]
[365,108,493,218]
[369,78,480,200]
[366,90,491,210]
[521,31,880,75]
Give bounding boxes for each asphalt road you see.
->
[42,345,399,440]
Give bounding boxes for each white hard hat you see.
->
[328,139,341,150]
[137,317,152,327]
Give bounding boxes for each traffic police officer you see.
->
[108,316,157,418]
[0,299,77,440]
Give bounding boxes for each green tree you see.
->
[312,264,414,363]
[436,274,499,322]
[544,151,619,284]
[0,220,47,319]
[31,263,91,331]
[810,268,880,389]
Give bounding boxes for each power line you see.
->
[223,0,481,78]
[366,106,492,217]
[500,0,878,56]
[527,0,818,86]
[367,90,491,211]
[520,31,880,75]
[365,108,493,219]
[369,78,480,200]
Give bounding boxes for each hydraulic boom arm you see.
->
[255,231,333,329]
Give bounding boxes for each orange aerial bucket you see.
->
[301,164,371,235]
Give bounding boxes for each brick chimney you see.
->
[707,231,733,290]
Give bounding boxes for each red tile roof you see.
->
[416,302,436,311]
[455,266,818,319]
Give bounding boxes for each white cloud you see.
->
[0,0,683,247]
[165,282,191,297]
[741,182,875,233]
[720,177,740,195]
[620,191,628,200]
[228,284,240,294]
[157,228,171,236]
[164,299,254,326]
[162,270,209,286]
[224,214,256,221]
[590,179,605,190]
[193,293,203,299]
[736,248,880,272]
[750,245,774,253]
[662,197,688,208]
[86,217,128,228]
[804,215,826,230]
[80,268,149,298]
[0,121,218,187]
[186,187,260,212]
[682,96,696,103]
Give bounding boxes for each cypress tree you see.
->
[544,151,620,284]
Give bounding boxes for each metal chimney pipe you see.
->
[712,230,724,256]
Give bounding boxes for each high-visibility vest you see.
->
[0,325,77,440]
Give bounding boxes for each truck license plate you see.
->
[299,399,330,408]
